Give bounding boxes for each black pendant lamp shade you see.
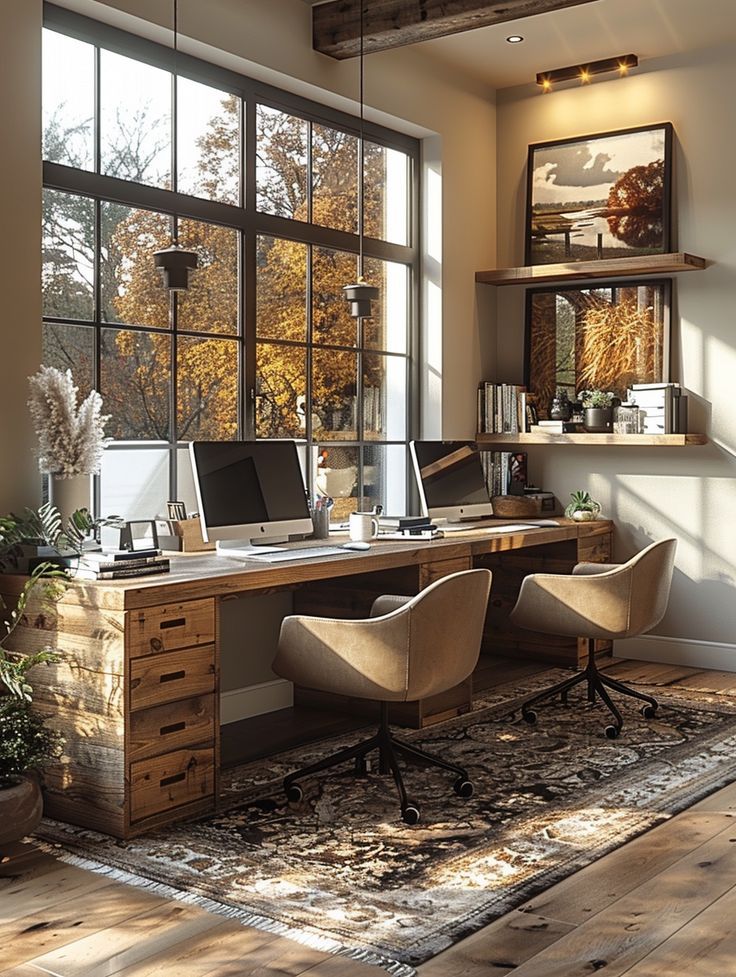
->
[153,243,198,291]
[343,278,379,319]
[153,0,198,291]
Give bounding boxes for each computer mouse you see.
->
[341,541,371,551]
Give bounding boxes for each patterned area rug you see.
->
[39,670,736,975]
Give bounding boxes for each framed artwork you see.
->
[525,122,673,266]
[524,279,671,415]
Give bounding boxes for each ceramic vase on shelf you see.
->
[50,473,91,524]
[583,407,613,433]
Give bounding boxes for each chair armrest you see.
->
[370,594,413,617]
[573,562,620,576]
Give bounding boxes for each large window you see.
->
[41,7,417,521]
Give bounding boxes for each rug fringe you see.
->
[34,839,416,977]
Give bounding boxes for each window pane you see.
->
[42,189,95,320]
[177,220,238,334]
[362,444,407,515]
[312,348,357,440]
[312,247,357,348]
[256,235,307,342]
[42,29,94,171]
[315,445,358,521]
[312,124,357,233]
[364,142,409,246]
[362,257,408,353]
[256,105,307,220]
[177,336,238,441]
[363,353,406,441]
[42,322,95,399]
[100,447,169,520]
[101,329,171,440]
[178,79,240,204]
[256,342,306,439]
[100,49,171,188]
[176,446,199,516]
[101,202,170,328]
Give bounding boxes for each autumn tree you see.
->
[607,159,664,250]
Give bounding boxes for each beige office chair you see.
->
[509,538,677,738]
[272,568,492,824]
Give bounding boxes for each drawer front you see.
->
[129,598,216,659]
[130,747,214,822]
[129,694,216,763]
[130,645,216,711]
[419,556,472,588]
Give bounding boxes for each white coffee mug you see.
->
[349,511,380,542]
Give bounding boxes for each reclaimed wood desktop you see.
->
[3,519,610,839]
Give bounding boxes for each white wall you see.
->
[494,43,736,653]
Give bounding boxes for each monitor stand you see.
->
[216,537,288,558]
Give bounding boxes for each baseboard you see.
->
[616,634,736,672]
[220,679,294,724]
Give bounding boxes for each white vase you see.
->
[50,474,91,524]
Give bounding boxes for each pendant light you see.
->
[343,2,378,319]
[153,0,198,291]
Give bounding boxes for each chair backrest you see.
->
[398,568,492,700]
[624,538,677,636]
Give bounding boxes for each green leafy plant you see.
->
[578,389,615,409]
[0,567,66,787]
[564,490,602,518]
[0,503,122,572]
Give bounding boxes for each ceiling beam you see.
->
[313,0,601,59]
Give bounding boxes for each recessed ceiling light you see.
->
[506,35,524,43]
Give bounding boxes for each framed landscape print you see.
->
[525,122,673,266]
[524,279,671,414]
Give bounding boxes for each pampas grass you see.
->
[28,367,109,477]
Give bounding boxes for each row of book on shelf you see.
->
[478,381,688,435]
[480,451,527,499]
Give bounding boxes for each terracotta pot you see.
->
[0,775,43,851]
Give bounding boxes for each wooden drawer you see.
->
[129,598,215,659]
[130,747,214,822]
[130,645,216,711]
[129,694,216,763]
[419,556,472,588]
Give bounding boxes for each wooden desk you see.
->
[4,519,610,839]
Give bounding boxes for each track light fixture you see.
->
[537,54,638,93]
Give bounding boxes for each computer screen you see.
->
[189,441,313,550]
[410,440,492,522]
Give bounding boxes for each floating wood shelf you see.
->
[475,252,707,286]
[476,432,708,447]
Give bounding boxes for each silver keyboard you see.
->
[244,545,349,563]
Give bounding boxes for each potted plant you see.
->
[564,489,602,522]
[578,389,615,432]
[0,569,65,851]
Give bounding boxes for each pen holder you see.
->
[311,507,331,540]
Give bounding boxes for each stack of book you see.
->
[477,382,528,434]
[74,548,170,581]
[528,419,578,435]
[378,516,437,538]
[628,383,688,434]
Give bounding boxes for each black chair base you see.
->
[521,638,659,739]
[283,703,473,825]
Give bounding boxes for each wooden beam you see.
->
[313,0,602,59]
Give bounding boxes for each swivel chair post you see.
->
[283,701,474,825]
[521,637,659,739]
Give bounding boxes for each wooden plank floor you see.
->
[3,658,736,977]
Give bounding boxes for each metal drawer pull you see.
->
[160,771,186,788]
[160,721,186,735]
[160,670,186,683]
[160,617,186,630]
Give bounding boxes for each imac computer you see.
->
[189,441,314,556]
[409,440,493,523]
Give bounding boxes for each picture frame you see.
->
[524,122,673,266]
[524,279,671,416]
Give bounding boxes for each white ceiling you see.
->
[305,0,736,89]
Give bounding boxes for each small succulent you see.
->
[565,490,602,518]
[578,389,614,409]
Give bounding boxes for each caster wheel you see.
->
[604,725,620,740]
[453,778,474,799]
[402,804,421,826]
[641,704,657,719]
[522,709,537,725]
[285,783,303,803]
